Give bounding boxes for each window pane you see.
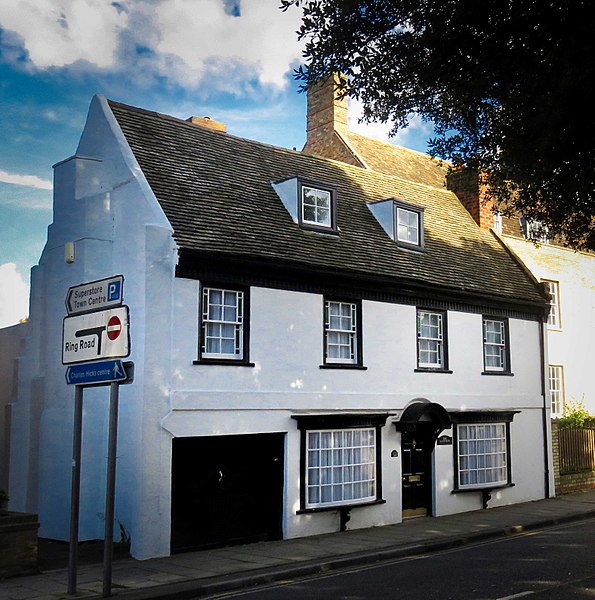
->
[543,280,560,328]
[201,287,243,359]
[397,207,420,245]
[417,311,444,368]
[483,319,506,371]
[549,365,564,415]
[302,186,332,227]
[325,300,358,364]
[306,428,376,508]
[457,423,508,489]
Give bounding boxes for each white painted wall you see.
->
[9,95,177,558]
[166,280,548,540]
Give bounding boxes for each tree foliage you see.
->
[282,0,595,249]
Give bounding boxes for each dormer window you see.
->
[395,201,424,248]
[521,218,549,244]
[300,185,335,230]
[368,198,424,249]
[493,211,503,234]
[272,177,338,234]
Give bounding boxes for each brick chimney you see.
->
[303,73,363,166]
[186,116,227,133]
[446,168,495,230]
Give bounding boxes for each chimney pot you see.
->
[186,116,227,133]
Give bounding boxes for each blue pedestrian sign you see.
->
[66,359,127,386]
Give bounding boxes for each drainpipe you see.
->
[539,321,551,498]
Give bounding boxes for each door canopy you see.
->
[394,400,451,442]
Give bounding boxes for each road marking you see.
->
[497,592,534,599]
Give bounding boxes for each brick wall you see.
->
[0,512,39,578]
[446,169,495,230]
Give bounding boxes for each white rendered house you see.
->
[8,90,553,559]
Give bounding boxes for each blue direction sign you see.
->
[65,359,127,386]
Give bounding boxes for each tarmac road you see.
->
[206,517,595,600]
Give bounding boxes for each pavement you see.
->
[2,489,595,600]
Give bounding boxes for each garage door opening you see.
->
[171,433,285,553]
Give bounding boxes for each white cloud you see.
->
[0,263,29,328]
[0,0,304,92]
[148,0,304,90]
[0,169,52,190]
[0,0,128,69]
[348,99,433,153]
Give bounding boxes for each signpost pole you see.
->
[67,386,84,595]
[102,381,120,598]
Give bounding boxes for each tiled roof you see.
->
[340,130,449,189]
[108,100,545,309]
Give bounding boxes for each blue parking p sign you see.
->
[108,280,121,302]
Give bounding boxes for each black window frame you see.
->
[394,199,425,250]
[194,282,254,367]
[415,308,451,373]
[481,315,513,376]
[450,411,517,494]
[298,180,338,234]
[320,297,366,370]
[292,413,388,513]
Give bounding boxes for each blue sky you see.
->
[0,0,433,327]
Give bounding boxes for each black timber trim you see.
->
[448,410,520,424]
[292,413,391,430]
[176,251,546,321]
[296,499,386,515]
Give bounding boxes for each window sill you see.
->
[482,371,514,376]
[193,359,255,367]
[300,223,340,236]
[414,368,453,374]
[297,498,385,514]
[319,364,368,370]
[451,482,515,494]
[396,242,426,253]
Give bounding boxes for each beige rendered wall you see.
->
[0,322,28,492]
[501,235,595,414]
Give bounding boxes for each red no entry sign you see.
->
[107,315,122,341]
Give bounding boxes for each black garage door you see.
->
[171,433,285,552]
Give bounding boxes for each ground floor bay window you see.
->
[306,428,376,508]
[292,414,389,514]
[450,411,517,500]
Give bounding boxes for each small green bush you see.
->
[558,398,595,430]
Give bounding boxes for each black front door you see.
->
[401,424,434,517]
[171,433,285,553]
